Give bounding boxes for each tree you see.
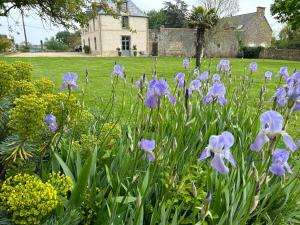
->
[163,0,188,28]
[197,0,239,17]
[271,0,300,30]
[45,30,81,51]
[56,31,81,49]
[273,26,300,49]
[44,37,69,51]
[189,6,218,68]
[0,0,126,28]
[147,9,166,29]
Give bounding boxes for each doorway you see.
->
[121,36,131,56]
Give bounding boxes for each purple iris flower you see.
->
[206,191,212,202]
[212,74,221,83]
[269,149,292,176]
[188,80,202,96]
[144,79,175,109]
[274,72,300,110]
[44,114,58,132]
[295,102,300,111]
[61,73,78,90]
[273,87,288,108]
[183,58,190,69]
[250,111,297,152]
[216,59,230,73]
[286,72,300,98]
[203,83,227,106]
[174,72,185,88]
[250,62,258,73]
[194,68,200,77]
[265,71,272,80]
[111,64,125,79]
[198,71,209,82]
[198,131,235,175]
[276,66,289,79]
[139,139,155,161]
[136,75,147,90]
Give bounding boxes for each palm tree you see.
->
[189,6,218,68]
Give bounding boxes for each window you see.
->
[122,16,129,28]
[123,1,128,11]
[93,18,95,31]
[94,37,97,50]
[83,39,85,46]
[217,43,221,48]
[122,36,130,51]
[88,38,90,48]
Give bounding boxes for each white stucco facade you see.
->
[81,14,149,56]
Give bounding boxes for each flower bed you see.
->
[0,58,299,224]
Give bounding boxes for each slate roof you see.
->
[97,0,147,17]
[220,12,257,30]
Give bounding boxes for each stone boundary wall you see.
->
[149,27,240,57]
[149,28,197,57]
[260,48,300,61]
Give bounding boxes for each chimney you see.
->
[256,6,266,17]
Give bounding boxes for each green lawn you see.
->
[1,56,299,135]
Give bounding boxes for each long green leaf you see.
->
[53,151,75,184]
[68,150,96,208]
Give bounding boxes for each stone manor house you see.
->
[81,1,272,57]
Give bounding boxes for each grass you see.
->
[1,56,299,136]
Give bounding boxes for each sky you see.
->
[0,0,284,45]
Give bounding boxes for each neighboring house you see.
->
[81,0,149,56]
[149,7,272,57]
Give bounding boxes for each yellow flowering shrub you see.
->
[41,93,79,125]
[9,94,47,140]
[12,61,33,81]
[47,171,73,197]
[0,174,59,225]
[72,110,95,136]
[34,78,55,95]
[99,122,122,149]
[0,61,16,97]
[12,80,36,98]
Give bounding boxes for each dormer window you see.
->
[123,1,128,11]
[122,16,129,28]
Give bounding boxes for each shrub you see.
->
[0,37,12,53]
[45,37,69,51]
[72,110,95,137]
[0,61,16,97]
[9,94,47,140]
[41,93,79,126]
[0,174,59,225]
[34,78,55,95]
[47,172,73,197]
[0,98,13,141]
[12,61,33,81]
[99,122,121,149]
[5,159,36,178]
[241,46,263,58]
[83,45,90,54]
[12,80,36,98]
[19,46,30,52]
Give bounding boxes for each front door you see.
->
[122,36,131,56]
